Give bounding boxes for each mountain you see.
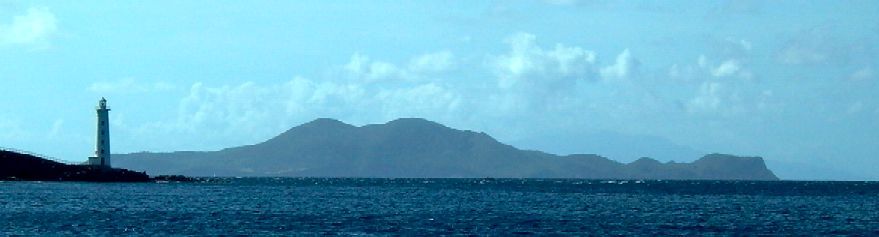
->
[0,150,150,182]
[511,130,705,163]
[114,118,779,180]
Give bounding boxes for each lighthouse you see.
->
[88,97,111,167]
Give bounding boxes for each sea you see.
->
[1,178,878,236]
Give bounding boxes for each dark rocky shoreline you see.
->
[1,150,152,182]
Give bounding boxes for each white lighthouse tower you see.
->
[88,97,111,167]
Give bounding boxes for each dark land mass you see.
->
[115,118,779,180]
[0,150,150,182]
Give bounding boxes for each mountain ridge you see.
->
[115,118,779,180]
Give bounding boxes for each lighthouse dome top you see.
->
[97,97,109,110]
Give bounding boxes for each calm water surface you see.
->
[1,178,878,235]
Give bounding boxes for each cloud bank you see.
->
[0,7,57,48]
[108,32,778,154]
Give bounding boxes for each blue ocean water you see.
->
[1,178,878,235]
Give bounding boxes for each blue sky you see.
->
[1,1,877,180]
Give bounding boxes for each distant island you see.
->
[0,150,150,182]
[115,118,779,180]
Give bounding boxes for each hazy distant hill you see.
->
[114,118,779,180]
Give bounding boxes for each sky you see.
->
[1,0,877,180]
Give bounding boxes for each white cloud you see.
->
[670,54,764,116]
[550,43,596,73]
[684,77,770,117]
[408,51,454,73]
[688,82,723,112]
[483,32,611,117]
[88,78,177,94]
[711,59,741,77]
[345,51,456,82]
[671,55,751,81]
[118,81,314,150]
[495,33,538,82]
[375,83,462,118]
[492,32,597,89]
[600,49,635,80]
[0,7,57,48]
[116,76,464,151]
[344,53,402,82]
